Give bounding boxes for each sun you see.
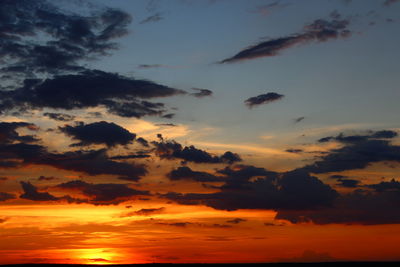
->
[76,248,118,265]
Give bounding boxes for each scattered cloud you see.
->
[140,13,164,24]
[59,121,136,147]
[219,16,352,63]
[167,166,223,182]
[56,180,150,205]
[245,92,284,108]
[152,137,242,164]
[43,112,76,122]
[190,88,213,98]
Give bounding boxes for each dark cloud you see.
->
[226,218,247,224]
[190,88,213,98]
[138,64,164,69]
[136,137,149,147]
[0,0,131,77]
[0,192,16,201]
[37,176,57,181]
[20,181,59,201]
[161,113,175,119]
[307,131,400,174]
[0,140,147,181]
[156,221,232,229]
[43,112,75,122]
[1,70,185,118]
[56,180,150,205]
[109,153,151,160]
[167,166,223,182]
[383,0,400,6]
[139,13,164,24]
[163,166,337,211]
[245,92,284,108]
[317,130,398,143]
[152,139,242,164]
[42,149,147,181]
[0,1,184,118]
[60,121,136,147]
[121,207,165,217]
[156,123,177,127]
[219,17,351,63]
[336,178,360,188]
[367,179,400,192]
[276,188,400,225]
[286,148,303,153]
[0,121,39,144]
[294,116,305,123]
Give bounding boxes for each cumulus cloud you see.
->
[190,88,213,98]
[0,121,39,144]
[163,166,337,211]
[56,180,150,205]
[167,166,223,182]
[0,0,131,77]
[0,1,184,118]
[60,121,136,147]
[245,92,284,108]
[219,16,352,63]
[0,132,147,181]
[152,139,242,164]
[43,112,75,122]
[307,130,400,173]
[0,70,185,118]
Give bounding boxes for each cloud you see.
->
[43,112,76,122]
[190,88,213,98]
[0,192,16,201]
[317,130,398,143]
[383,0,400,6]
[0,0,131,77]
[60,121,136,147]
[0,121,39,144]
[275,187,400,225]
[294,116,305,123]
[1,70,185,118]
[245,92,284,108]
[226,218,247,224]
[163,166,337,211]
[138,64,165,69]
[37,176,57,181]
[167,166,223,182]
[219,17,351,63]
[139,13,164,24]
[20,181,59,201]
[251,1,290,16]
[336,178,361,188]
[121,207,165,217]
[56,180,150,205]
[109,153,151,160]
[0,140,147,181]
[367,179,400,192]
[0,1,184,119]
[285,148,303,153]
[307,130,400,174]
[152,139,242,164]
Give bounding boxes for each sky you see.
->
[1,0,400,264]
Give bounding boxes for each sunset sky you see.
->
[1,0,400,264]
